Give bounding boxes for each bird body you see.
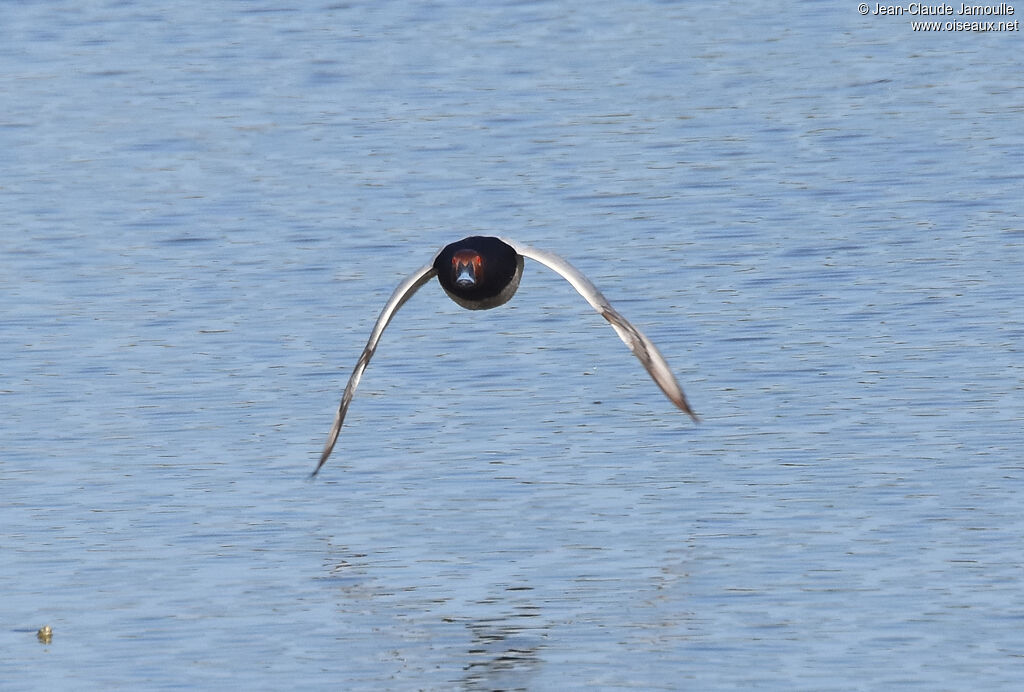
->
[313,236,697,476]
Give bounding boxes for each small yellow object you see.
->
[36,626,52,644]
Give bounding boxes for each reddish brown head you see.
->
[452,249,483,289]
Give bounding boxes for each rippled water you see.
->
[2,1,1022,689]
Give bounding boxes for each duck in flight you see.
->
[313,236,698,476]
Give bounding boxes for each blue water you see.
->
[2,1,1022,689]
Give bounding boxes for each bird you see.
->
[313,236,698,476]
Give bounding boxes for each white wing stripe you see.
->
[313,264,437,475]
[504,239,698,423]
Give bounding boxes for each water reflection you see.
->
[323,541,549,688]
[459,594,546,690]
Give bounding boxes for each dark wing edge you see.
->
[504,239,699,423]
[312,264,438,477]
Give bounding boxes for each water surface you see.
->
[2,1,1022,689]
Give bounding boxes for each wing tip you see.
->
[311,437,337,478]
[674,395,700,424]
[310,457,327,479]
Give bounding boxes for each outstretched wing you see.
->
[503,239,698,423]
[313,263,438,476]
